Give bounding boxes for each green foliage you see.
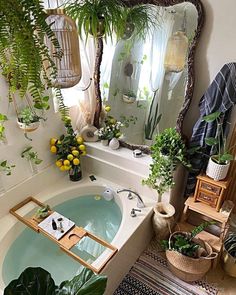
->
[224,232,236,258]
[143,128,191,197]
[0,160,15,176]
[202,111,233,164]
[4,267,107,295]
[66,0,156,41]
[21,146,43,165]
[0,0,62,110]
[120,115,137,128]
[18,107,44,126]
[35,205,51,219]
[161,221,214,258]
[0,113,8,141]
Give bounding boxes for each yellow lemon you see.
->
[77,136,84,145]
[79,144,86,151]
[72,150,79,157]
[63,159,70,166]
[67,154,74,161]
[57,140,61,145]
[81,151,87,156]
[60,165,66,171]
[50,145,57,153]
[56,160,62,167]
[105,105,111,112]
[73,158,80,166]
[50,138,57,145]
[64,165,71,171]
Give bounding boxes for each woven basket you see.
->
[166,232,217,282]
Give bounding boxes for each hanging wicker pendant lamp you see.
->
[45,8,82,88]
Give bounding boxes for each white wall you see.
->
[0,76,64,192]
[184,0,236,136]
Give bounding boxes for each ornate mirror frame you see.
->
[94,0,204,154]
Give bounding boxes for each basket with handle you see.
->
[166,231,218,282]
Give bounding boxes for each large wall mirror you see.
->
[97,0,204,152]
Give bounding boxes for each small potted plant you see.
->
[161,221,217,282]
[222,232,236,277]
[17,107,44,132]
[50,118,87,181]
[203,111,234,180]
[122,89,137,104]
[33,205,51,222]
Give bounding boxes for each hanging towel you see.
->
[186,62,236,195]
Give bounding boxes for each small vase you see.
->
[152,202,175,240]
[101,139,109,146]
[69,165,82,182]
[80,124,98,142]
[109,138,120,150]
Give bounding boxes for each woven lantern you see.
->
[45,8,82,88]
[164,31,188,73]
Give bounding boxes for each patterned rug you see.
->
[113,250,218,295]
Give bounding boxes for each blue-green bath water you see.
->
[3,195,122,285]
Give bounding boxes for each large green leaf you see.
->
[205,137,218,146]
[202,111,221,122]
[4,267,56,295]
[57,268,107,295]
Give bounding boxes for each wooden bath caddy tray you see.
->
[9,196,117,273]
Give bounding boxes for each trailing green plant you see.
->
[0,160,15,176]
[224,232,236,258]
[4,266,107,295]
[35,205,51,219]
[18,107,45,126]
[143,128,191,197]
[161,221,214,258]
[21,146,43,165]
[0,113,8,141]
[202,111,234,165]
[0,0,62,110]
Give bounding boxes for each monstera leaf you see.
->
[4,267,107,295]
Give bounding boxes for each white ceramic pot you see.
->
[17,120,40,132]
[109,138,120,150]
[122,94,136,104]
[152,202,175,240]
[206,156,230,181]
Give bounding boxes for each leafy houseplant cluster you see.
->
[18,107,45,127]
[0,160,15,176]
[50,119,87,174]
[203,111,233,164]
[4,267,107,295]
[0,113,8,142]
[143,128,191,197]
[21,146,43,165]
[161,221,214,258]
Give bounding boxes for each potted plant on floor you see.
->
[222,232,236,277]
[202,111,234,180]
[143,128,191,239]
[4,267,107,295]
[161,221,217,282]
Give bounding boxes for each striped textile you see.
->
[186,63,236,195]
[114,250,218,295]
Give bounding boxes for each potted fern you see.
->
[203,111,234,180]
[161,221,217,282]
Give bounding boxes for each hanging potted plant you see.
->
[161,221,217,282]
[143,128,191,239]
[17,107,44,132]
[202,111,234,180]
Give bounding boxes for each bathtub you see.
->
[0,173,155,295]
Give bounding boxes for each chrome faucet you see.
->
[117,189,145,208]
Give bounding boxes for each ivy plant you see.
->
[21,146,43,165]
[0,113,8,141]
[143,128,191,197]
[0,160,15,176]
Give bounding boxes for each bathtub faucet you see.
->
[117,189,145,208]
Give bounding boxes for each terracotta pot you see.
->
[152,202,175,240]
[206,156,230,180]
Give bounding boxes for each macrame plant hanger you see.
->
[13,94,40,141]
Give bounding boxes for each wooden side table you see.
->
[193,174,231,212]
